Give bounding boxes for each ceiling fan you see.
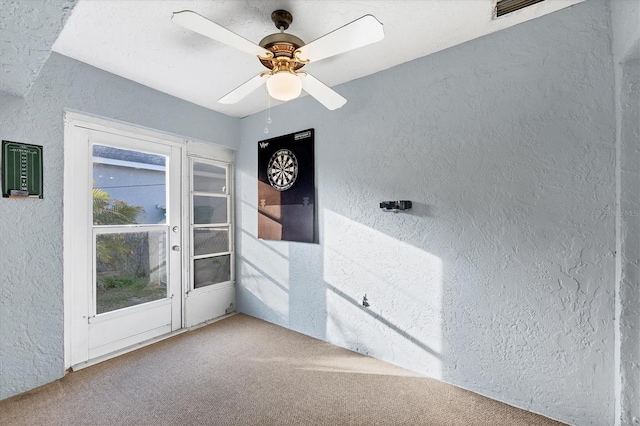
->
[172,9,384,110]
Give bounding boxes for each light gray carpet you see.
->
[0,314,564,425]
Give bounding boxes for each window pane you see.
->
[193,196,227,224]
[93,145,167,225]
[194,228,229,256]
[194,255,231,289]
[95,231,167,314]
[193,161,226,193]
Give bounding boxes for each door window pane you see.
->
[194,255,231,288]
[193,162,226,193]
[194,228,229,256]
[93,145,167,225]
[193,196,227,224]
[96,231,167,314]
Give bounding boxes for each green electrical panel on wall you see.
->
[2,140,43,199]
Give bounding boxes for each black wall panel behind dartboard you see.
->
[258,129,315,243]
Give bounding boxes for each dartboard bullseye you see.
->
[267,149,298,191]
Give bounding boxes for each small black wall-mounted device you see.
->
[380,200,412,212]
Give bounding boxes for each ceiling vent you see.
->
[496,0,545,17]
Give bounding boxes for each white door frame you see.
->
[63,111,234,370]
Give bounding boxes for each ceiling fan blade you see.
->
[172,10,271,58]
[300,73,347,110]
[218,74,268,104]
[295,15,384,63]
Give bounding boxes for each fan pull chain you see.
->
[264,85,272,134]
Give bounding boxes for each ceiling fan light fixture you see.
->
[266,71,302,101]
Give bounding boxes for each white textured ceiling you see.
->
[49,0,583,118]
[0,0,76,97]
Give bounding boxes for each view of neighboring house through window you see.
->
[92,145,169,314]
[93,145,167,224]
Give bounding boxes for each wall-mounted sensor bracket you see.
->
[380,200,412,213]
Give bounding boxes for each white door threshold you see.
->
[70,312,237,371]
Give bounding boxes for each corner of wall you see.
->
[610,1,640,424]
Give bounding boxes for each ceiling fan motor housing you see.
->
[259,33,306,70]
[258,10,306,71]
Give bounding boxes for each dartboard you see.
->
[267,149,298,191]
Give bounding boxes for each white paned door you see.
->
[185,157,235,327]
[64,115,234,369]
[86,131,182,360]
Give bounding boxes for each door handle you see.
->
[172,245,181,252]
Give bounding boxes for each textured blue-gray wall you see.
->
[236,1,616,424]
[0,53,239,399]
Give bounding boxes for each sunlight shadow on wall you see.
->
[239,198,291,323]
[240,198,290,258]
[323,210,443,379]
